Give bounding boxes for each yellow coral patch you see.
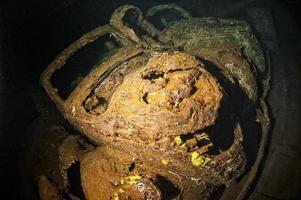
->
[180,143,186,148]
[161,159,169,165]
[114,192,119,200]
[118,188,125,193]
[191,152,203,166]
[190,152,211,166]
[174,136,183,145]
[121,175,142,185]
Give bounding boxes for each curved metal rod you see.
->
[235,99,270,200]
[109,5,145,44]
[109,5,169,49]
[40,25,129,111]
[146,3,192,28]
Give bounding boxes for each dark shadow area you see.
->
[153,175,181,200]
[51,34,122,100]
[123,8,149,37]
[198,57,261,172]
[209,185,226,200]
[67,161,86,200]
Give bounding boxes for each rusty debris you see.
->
[38,3,271,200]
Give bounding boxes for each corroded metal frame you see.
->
[40,4,271,200]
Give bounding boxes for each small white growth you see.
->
[136,182,144,192]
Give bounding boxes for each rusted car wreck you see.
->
[40,4,270,200]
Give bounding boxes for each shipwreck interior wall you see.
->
[0,0,300,199]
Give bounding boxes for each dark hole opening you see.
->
[153,175,180,200]
[124,9,139,27]
[128,162,136,172]
[142,71,164,80]
[51,34,122,100]
[67,161,86,200]
[76,136,97,151]
[77,140,88,151]
[123,9,148,36]
[142,92,149,104]
[180,133,194,141]
[83,96,107,114]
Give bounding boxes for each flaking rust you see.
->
[39,3,270,200]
